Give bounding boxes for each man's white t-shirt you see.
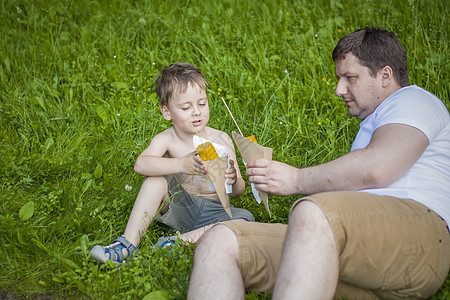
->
[351,85,450,226]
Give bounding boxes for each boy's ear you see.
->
[160,105,171,121]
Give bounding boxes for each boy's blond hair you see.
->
[155,62,207,107]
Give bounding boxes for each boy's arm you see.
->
[134,132,206,177]
[219,132,245,198]
[227,158,245,198]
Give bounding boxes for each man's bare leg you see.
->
[272,200,339,299]
[187,223,245,300]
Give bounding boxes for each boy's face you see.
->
[161,83,210,135]
[335,53,385,120]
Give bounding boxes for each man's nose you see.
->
[335,78,347,97]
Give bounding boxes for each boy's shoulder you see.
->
[205,126,222,133]
[151,126,175,144]
[206,126,230,137]
[205,126,233,145]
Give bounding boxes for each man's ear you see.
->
[160,105,171,121]
[379,65,394,87]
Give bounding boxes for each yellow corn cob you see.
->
[197,142,219,161]
[246,135,258,144]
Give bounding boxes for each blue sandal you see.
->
[154,236,177,248]
[90,235,137,264]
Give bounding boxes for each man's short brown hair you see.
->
[332,27,409,87]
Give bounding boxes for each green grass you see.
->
[1,0,449,299]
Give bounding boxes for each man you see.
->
[187,27,450,299]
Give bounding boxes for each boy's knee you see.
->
[143,175,167,186]
[140,176,169,194]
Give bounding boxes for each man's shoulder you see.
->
[378,85,441,113]
[372,85,449,138]
[390,85,437,101]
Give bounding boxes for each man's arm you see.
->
[246,123,429,196]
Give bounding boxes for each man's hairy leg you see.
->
[272,200,339,300]
[187,224,245,300]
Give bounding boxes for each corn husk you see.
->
[232,131,273,216]
[204,156,232,217]
[193,138,232,218]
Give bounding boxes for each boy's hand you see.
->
[225,159,237,186]
[181,151,208,175]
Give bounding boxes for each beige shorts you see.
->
[222,191,450,299]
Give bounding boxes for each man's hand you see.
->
[181,151,208,176]
[246,159,300,196]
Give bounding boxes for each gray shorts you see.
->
[156,176,254,233]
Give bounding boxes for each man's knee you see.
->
[289,199,325,224]
[194,223,239,259]
[288,199,337,249]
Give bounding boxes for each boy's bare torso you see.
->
[161,126,236,200]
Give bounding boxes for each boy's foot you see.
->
[90,235,137,264]
[154,236,178,249]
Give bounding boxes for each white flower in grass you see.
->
[125,185,132,191]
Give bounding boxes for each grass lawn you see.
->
[0,0,449,299]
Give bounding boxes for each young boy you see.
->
[90,62,254,264]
